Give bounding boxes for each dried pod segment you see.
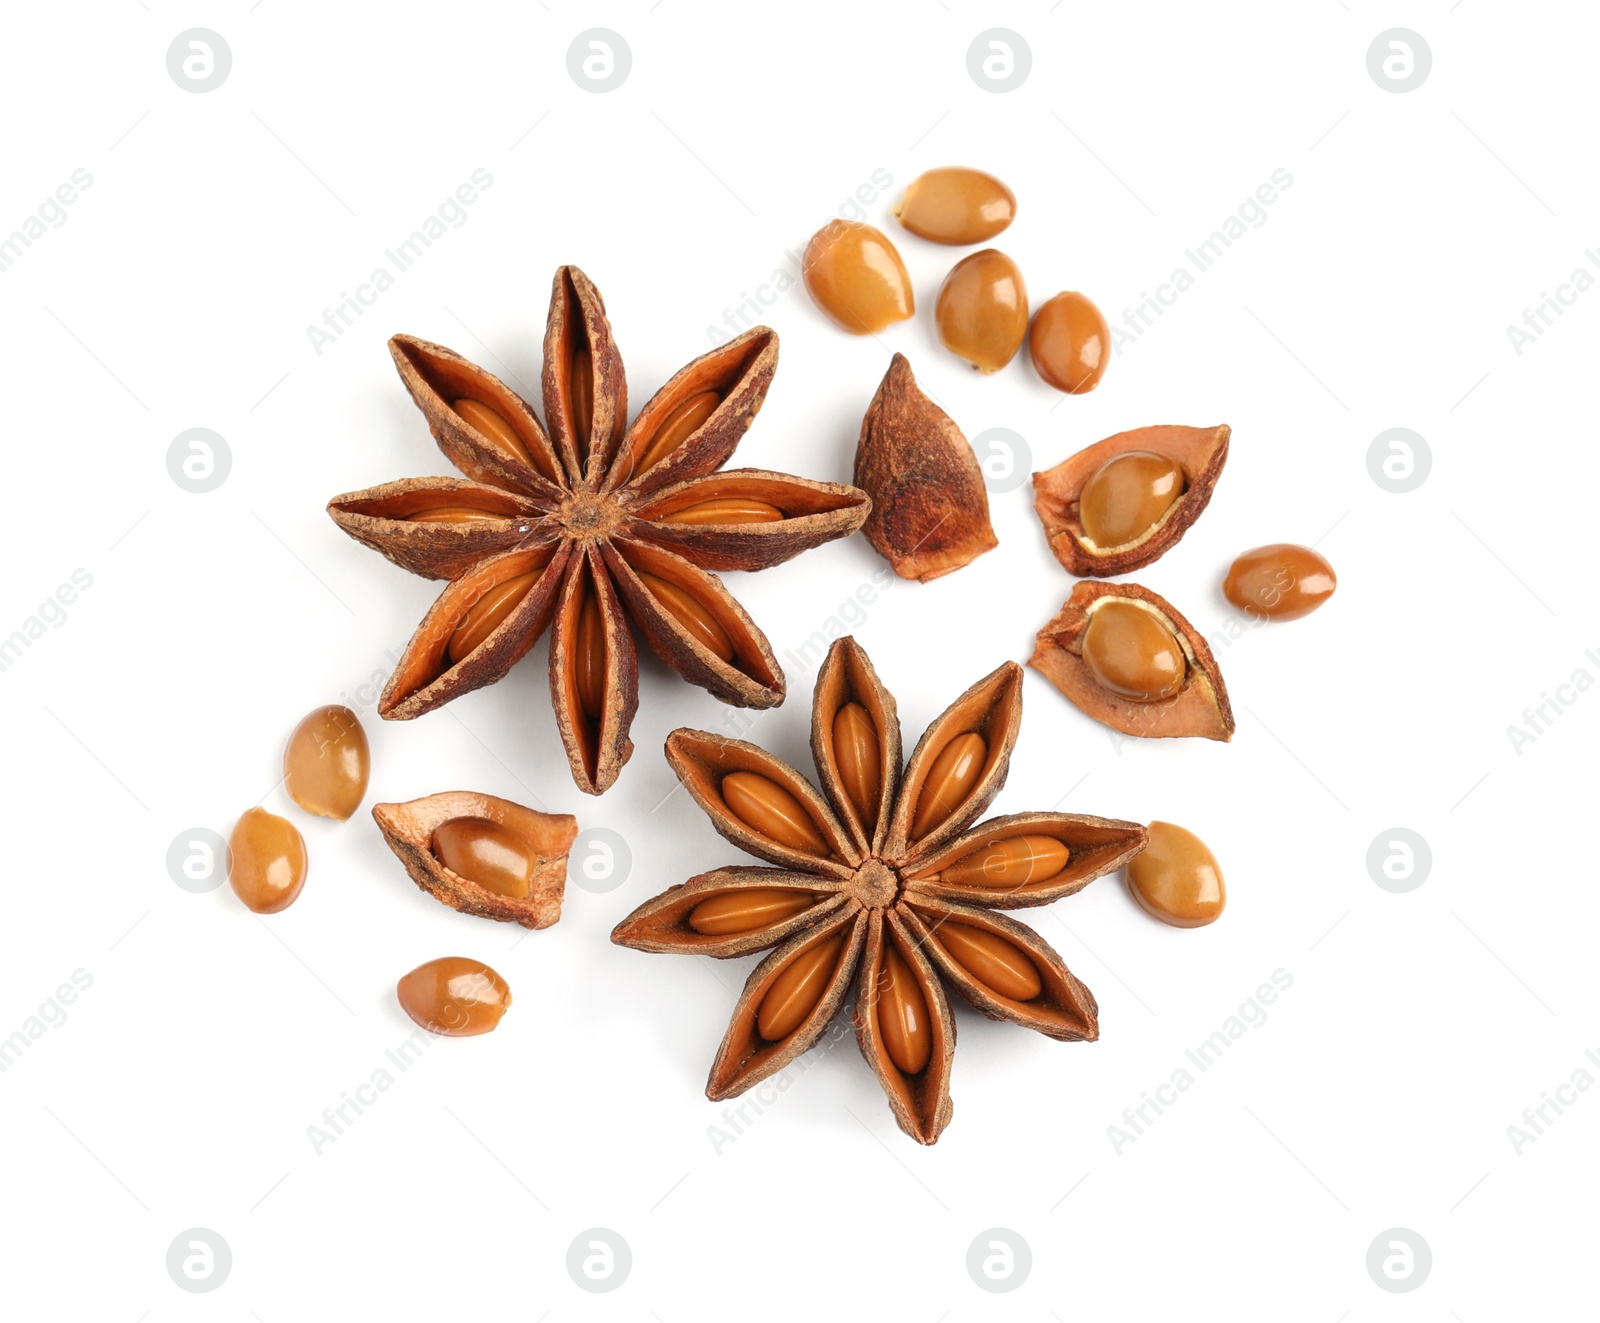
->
[283,704,370,821]
[894,167,1016,245]
[397,957,512,1036]
[854,353,996,583]
[372,791,578,929]
[229,808,308,914]
[1033,424,1229,577]
[613,635,1143,1144]
[1223,543,1336,621]
[802,221,914,334]
[1128,821,1225,928]
[1030,582,1234,741]
[935,249,1028,372]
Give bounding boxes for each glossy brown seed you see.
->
[722,771,831,855]
[453,397,554,484]
[228,807,308,914]
[688,889,816,936]
[1128,821,1225,927]
[396,956,512,1037]
[636,572,734,662]
[1078,451,1187,548]
[1030,291,1110,394]
[658,497,784,526]
[407,506,500,525]
[447,569,541,665]
[832,702,882,828]
[1080,600,1187,703]
[1223,544,1337,621]
[940,835,1069,888]
[758,933,845,1040]
[283,705,370,821]
[876,941,932,1075]
[570,347,593,462]
[909,733,987,838]
[934,249,1028,373]
[574,590,607,720]
[635,391,721,474]
[938,921,1040,1001]
[894,167,1017,245]
[430,816,537,899]
[802,220,914,334]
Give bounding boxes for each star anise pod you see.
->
[612,636,1147,1143]
[328,267,871,794]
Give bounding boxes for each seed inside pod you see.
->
[1030,291,1110,394]
[758,932,845,1040]
[722,771,832,855]
[937,921,1041,1001]
[453,397,556,485]
[228,807,308,914]
[688,889,816,936]
[909,733,987,838]
[832,701,882,829]
[574,590,607,720]
[396,956,512,1037]
[447,569,541,664]
[283,704,370,821]
[637,572,734,662]
[934,249,1028,372]
[570,347,593,462]
[894,167,1017,245]
[634,391,722,474]
[1079,451,1187,548]
[430,816,537,899]
[1081,600,1186,703]
[407,506,500,525]
[658,497,784,526]
[876,941,932,1075]
[939,835,1069,888]
[802,220,915,334]
[1127,821,1224,928]
[1223,543,1337,621]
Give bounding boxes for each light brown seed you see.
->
[937,921,1041,1001]
[876,940,932,1075]
[407,506,500,525]
[757,932,845,1040]
[832,702,882,829]
[283,704,370,821]
[430,816,536,899]
[688,889,816,936]
[453,397,555,484]
[570,347,593,463]
[939,835,1068,888]
[802,220,914,334]
[1223,544,1337,621]
[637,572,734,662]
[894,167,1016,245]
[574,589,607,720]
[909,733,987,838]
[1030,291,1111,394]
[722,771,831,855]
[1127,821,1225,927]
[635,391,721,474]
[228,807,308,914]
[658,497,784,526]
[1078,451,1187,548]
[396,956,512,1037]
[447,569,541,665]
[1080,600,1187,703]
[934,249,1028,372]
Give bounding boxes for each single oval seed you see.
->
[1127,821,1225,928]
[937,921,1042,1001]
[802,220,915,334]
[1030,291,1111,394]
[940,835,1069,889]
[407,506,501,525]
[1081,600,1187,703]
[635,391,721,474]
[1079,451,1187,548]
[909,732,987,839]
[688,888,816,936]
[722,771,831,856]
[877,940,932,1075]
[570,347,593,463]
[934,249,1028,373]
[453,397,551,483]
[447,569,541,665]
[283,704,370,821]
[574,590,606,720]
[228,807,308,914]
[894,167,1016,245]
[636,572,734,662]
[1223,543,1337,621]
[658,497,784,526]
[832,702,882,829]
[430,816,536,900]
[396,956,512,1037]
[757,932,845,1040]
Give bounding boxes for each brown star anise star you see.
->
[612,636,1147,1143]
[328,267,870,794]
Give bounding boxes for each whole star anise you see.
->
[328,267,870,794]
[612,636,1147,1143]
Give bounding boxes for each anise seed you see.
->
[407,506,501,525]
[1030,291,1111,394]
[1128,821,1225,928]
[688,889,815,936]
[430,816,537,899]
[894,167,1016,245]
[570,347,594,462]
[940,835,1068,888]
[832,702,882,828]
[453,397,551,482]
[228,807,308,914]
[909,733,987,838]
[934,249,1028,373]
[802,220,915,334]
[938,921,1041,1001]
[396,956,512,1037]
[1079,451,1187,548]
[757,932,845,1040]
[574,590,607,720]
[877,941,932,1075]
[1223,544,1337,621]
[447,570,541,665]
[1080,600,1187,703]
[635,391,721,474]
[637,572,734,662]
[722,771,831,855]
[283,704,370,821]
[658,497,783,526]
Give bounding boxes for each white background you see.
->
[1,2,1593,1317]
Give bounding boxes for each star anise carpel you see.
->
[612,636,1147,1143]
[327,266,871,794]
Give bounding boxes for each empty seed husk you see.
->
[228,807,308,914]
[1029,291,1111,394]
[283,704,370,821]
[1223,543,1337,621]
[934,249,1028,372]
[894,167,1017,245]
[802,220,914,334]
[1127,822,1225,927]
[397,957,512,1036]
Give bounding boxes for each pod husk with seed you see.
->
[1032,423,1230,577]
